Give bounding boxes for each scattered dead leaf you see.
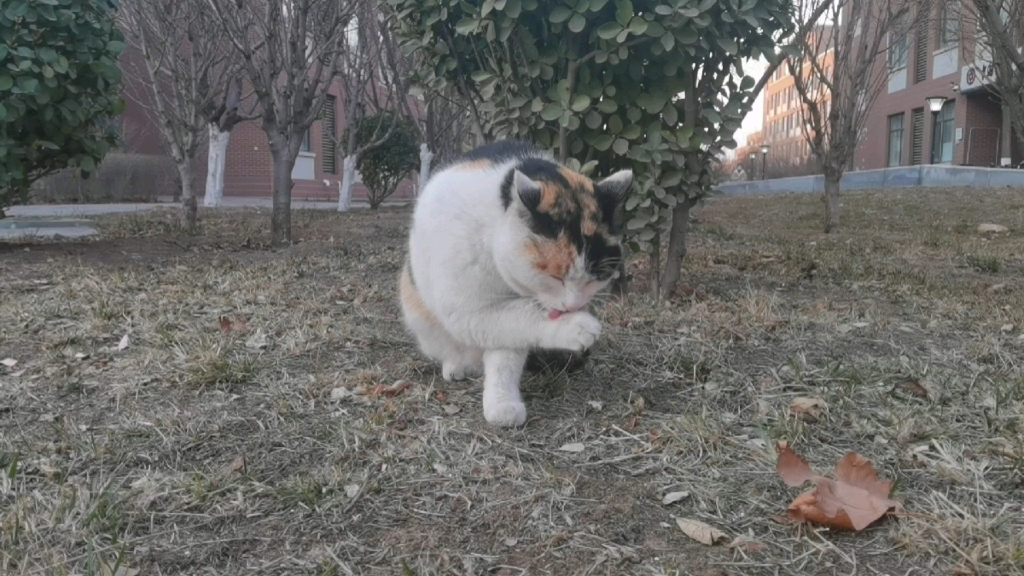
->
[219,316,249,333]
[117,334,129,351]
[898,379,930,399]
[219,455,245,478]
[434,390,447,403]
[788,397,825,423]
[727,535,766,553]
[662,491,690,505]
[1,358,17,368]
[360,380,413,398]
[775,442,900,531]
[442,404,461,415]
[558,443,586,453]
[675,517,728,545]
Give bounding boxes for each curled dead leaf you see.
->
[675,517,728,545]
[360,380,413,399]
[776,442,900,531]
[775,441,815,487]
[219,316,249,333]
[662,491,690,505]
[788,397,825,423]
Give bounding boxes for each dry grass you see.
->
[1,187,1023,575]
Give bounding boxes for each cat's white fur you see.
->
[401,153,631,427]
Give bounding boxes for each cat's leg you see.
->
[400,266,484,380]
[446,298,601,352]
[481,349,529,427]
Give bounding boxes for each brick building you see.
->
[857,1,1022,170]
[761,27,834,172]
[118,50,416,202]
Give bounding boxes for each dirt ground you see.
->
[2,189,1023,575]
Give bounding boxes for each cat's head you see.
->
[494,158,632,314]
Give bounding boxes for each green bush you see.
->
[0,0,125,217]
[351,113,419,209]
[31,153,177,204]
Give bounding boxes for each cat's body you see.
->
[400,141,631,427]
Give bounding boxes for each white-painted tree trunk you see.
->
[418,143,434,195]
[337,155,358,212]
[204,123,231,207]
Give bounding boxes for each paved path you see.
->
[1,197,411,240]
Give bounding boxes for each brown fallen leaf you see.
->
[219,316,249,333]
[775,442,900,531]
[898,379,930,399]
[727,535,766,554]
[675,517,729,545]
[360,380,413,398]
[788,397,825,423]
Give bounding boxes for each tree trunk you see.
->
[418,143,433,194]
[176,156,197,230]
[337,155,358,212]
[649,231,661,298]
[823,170,841,233]
[659,197,694,298]
[270,149,296,247]
[204,123,231,207]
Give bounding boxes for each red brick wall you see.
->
[117,61,416,202]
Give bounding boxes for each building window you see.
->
[300,130,311,152]
[932,101,955,163]
[887,16,909,70]
[938,3,958,48]
[887,113,904,167]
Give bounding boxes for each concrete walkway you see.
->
[1,197,411,240]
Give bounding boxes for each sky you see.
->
[731,58,768,157]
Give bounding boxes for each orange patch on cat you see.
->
[400,265,440,327]
[452,159,492,170]
[524,235,577,278]
[537,180,562,213]
[559,167,594,192]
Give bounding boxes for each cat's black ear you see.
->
[595,170,632,227]
[513,170,542,211]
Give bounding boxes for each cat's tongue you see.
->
[548,309,564,320]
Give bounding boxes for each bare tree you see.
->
[121,0,236,228]
[208,0,353,246]
[374,9,473,192]
[957,0,1024,165]
[787,0,924,232]
[334,1,404,212]
[204,76,256,207]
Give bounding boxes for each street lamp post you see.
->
[925,96,947,164]
[760,144,771,181]
[748,152,757,180]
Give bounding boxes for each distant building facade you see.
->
[857,1,1021,170]
[761,27,834,172]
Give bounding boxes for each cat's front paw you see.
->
[483,398,527,427]
[442,360,484,381]
[543,311,602,352]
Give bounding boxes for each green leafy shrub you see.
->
[350,113,419,209]
[0,0,125,217]
[390,0,796,295]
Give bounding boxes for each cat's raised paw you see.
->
[483,399,528,427]
[544,312,602,352]
[442,360,484,381]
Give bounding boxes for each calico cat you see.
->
[400,141,632,427]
